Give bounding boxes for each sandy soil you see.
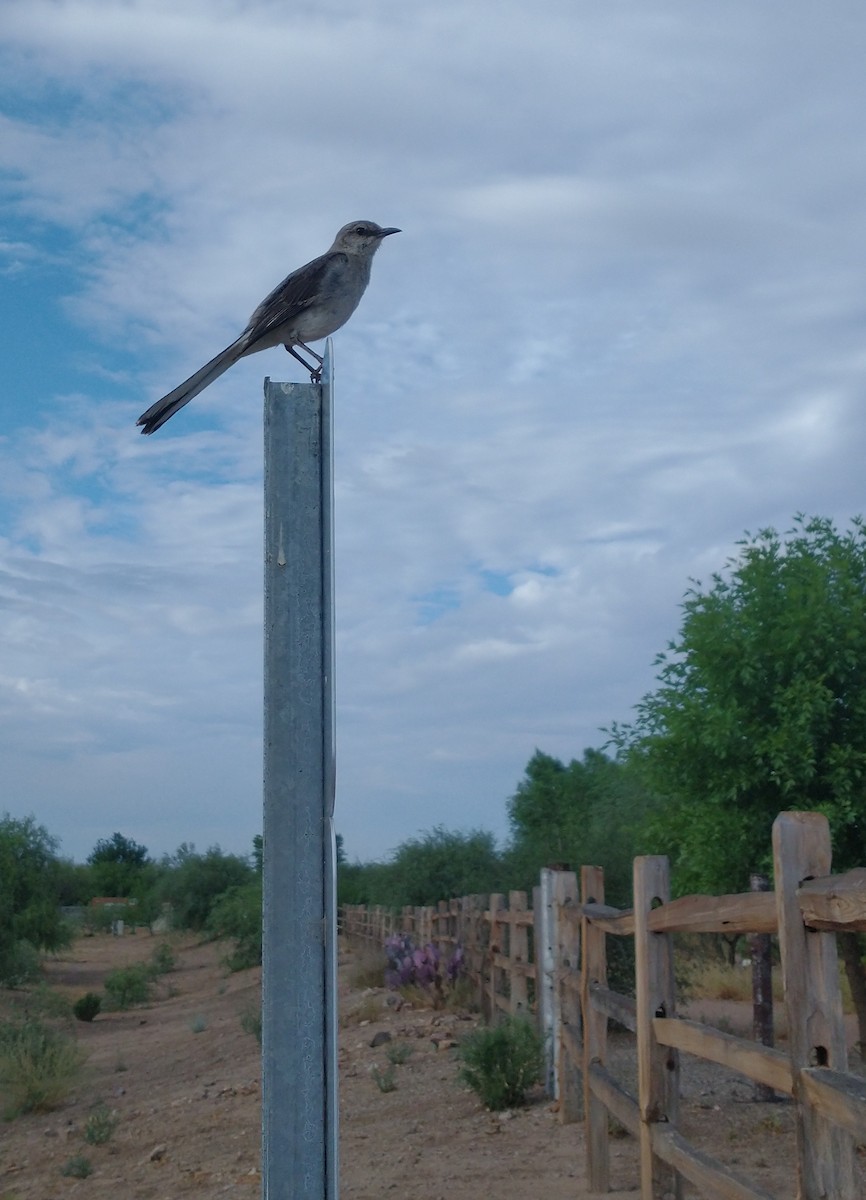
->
[0,933,863,1198]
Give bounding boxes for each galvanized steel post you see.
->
[262,341,337,1200]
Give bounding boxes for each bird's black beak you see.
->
[376,227,401,238]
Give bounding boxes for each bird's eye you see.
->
[354,225,366,235]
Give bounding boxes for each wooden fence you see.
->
[342,811,866,1199]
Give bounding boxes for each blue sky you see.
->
[2,1,866,865]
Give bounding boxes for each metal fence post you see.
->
[262,342,337,1200]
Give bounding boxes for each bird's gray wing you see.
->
[242,251,348,349]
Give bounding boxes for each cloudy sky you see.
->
[2,1,865,867]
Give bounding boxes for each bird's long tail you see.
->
[137,337,247,435]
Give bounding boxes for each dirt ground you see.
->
[0,933,863,1198]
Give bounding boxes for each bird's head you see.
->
[332,220,401,256]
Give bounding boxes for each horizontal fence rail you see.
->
[341,812,866,1199]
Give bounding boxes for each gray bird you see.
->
[136,220,400,434]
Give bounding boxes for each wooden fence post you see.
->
[553,870,580,1124]
[749,872,775,1103]
[581,865,609,1191]
[509,891,529,1016]
[772,812,858,1199]
[634,855,681,1200]
[487,893,506,1024]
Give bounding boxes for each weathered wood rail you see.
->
[341,812,866,1198]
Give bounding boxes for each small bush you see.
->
[103,964,152,1009]
[149,942,176,976]
[371,1064,397,1093]
[385,1041,413,1066]
[84,1102,118,1145]
[207,879,262,971]
[458,1016,543,1111]
[240,1007,262,1044]
[73,992,102,1023]
[61,1154,92,1178]
[0,939,42,987]
[189,1015,207,1033]
[0,1019,86,1118]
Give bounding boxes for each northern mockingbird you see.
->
[136,220,400,434]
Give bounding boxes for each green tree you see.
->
[505,748,650,907]
[158,846,254,931]
[338,828,505,909]
[382,827,505,908]
[87,833,152,898]
[0,814,71,983]
[611,516,866,1043]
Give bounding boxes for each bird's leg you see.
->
[286,342,324,383]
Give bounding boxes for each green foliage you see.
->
[208,878,262,970]
[61,1155,93,1178]
[0,941,42,988]
[240,1006,262,1044]
[505,748,651,907]
[84,1102,118,1144]
[340,827,506,909]
[611,515,866,894]
[0,1019,85,1118]
[103,964,152,1009]
[371,1063,397,1093]
[458,1016,544,1110]
[23,983,73,1022]
[87,832,153,899]
[159,845,254,932]
[0,814,71,984]
[73,992,102,1023]
[385,1041,413,1065]
[189,1014,207,1033]
[149,941,176,976]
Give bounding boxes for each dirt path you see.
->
[0,933,861,1197]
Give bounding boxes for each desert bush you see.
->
[60,1154,92,1178]
[73,992,102,1023]
[22,982,73,1022]
[149,941,176,976]
[189,1014,207,1033]
[0,1018,85,1117]
[160,846,254,932]
[208,879,262,971]
[371,1063,397,1093]
[385,1041,413,1066]
[458,1016,543,1111]
[0,939,42,987]
[103,963,152,1009]
[240,1006,262,1044]
[84,1102,118,1145]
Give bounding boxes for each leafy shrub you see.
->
[189,1014,207,1033]
[371,1064,397,1093]
[208,880,262,971]
[240,1007,262,1044]
[84,1102,118,1145]
[457,1016,544,1111]
[22,982,73,1021]
[385,1041,413,1066]
[0,939,42,987]
[103,963,152,1009]
[0,1019,86,1118]
[160,846,254,932]
[61,1154,92,1178]
[149,941,176,976]
[73,992,102,1023]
